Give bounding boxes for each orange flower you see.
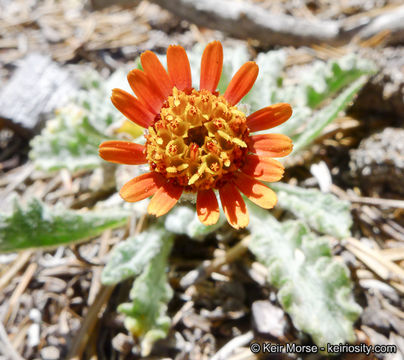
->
[99,41,293,229]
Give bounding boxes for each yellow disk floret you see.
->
[145,88,250,191]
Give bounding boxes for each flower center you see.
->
[145,87,250,191]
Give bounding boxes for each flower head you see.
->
[99,41,293,229]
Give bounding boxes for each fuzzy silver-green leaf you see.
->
[248,205,361,347]
[102,225,174,285]
[292,76,369,152]
[118,235,173,356]
[271,182,352,239]
[29,70,129,172]
[0,198,129,252]
[303,54,377,108]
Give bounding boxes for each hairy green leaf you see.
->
[0,198,129,252]
[239,51,375,145]
[271,182,352,239]
[30,70,128,172]
[102,225,174,285]
[292,76,368,152]
[248,204,361,347]
[30,104,110,172]
[118,235,173,357]
[303,54,377,108]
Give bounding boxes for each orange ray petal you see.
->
[141,50,173,99]
[246,103,292,132]
[249,133,293,157]
[197,189,220,226]
[111,89,154,128]
[199,41,223,92]
[99,141,147,165]
[119,172,165,202]
[219,183,249,229]
[127,69,164,115]
[148,181,183,217]
[234,172,277,209]
[241,155,284,182]
[224,61,258,106]
[167,45,192,91]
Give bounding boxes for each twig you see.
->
[211,331,254,360]
[2,163,33,195]
[66,285,115,360]
[331,185,404,242]
[337,190,404,209]
[3,263,37,324]
[379,295,404,320]
[87,230,111,305]
[71,245,103,267]
[360,206,404,242]
[0,321,24,360]
[180,236,250,288]
[0,251,32,292]
[347,238,404,279]
[378,248,404,262]
[344,237,404,293]
[67,212,148,359]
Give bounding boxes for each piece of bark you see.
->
[0,53,78,137]
[89,0,140,9]
[148,0,340,47]
[148,0,404,47]
[357,6,404,45]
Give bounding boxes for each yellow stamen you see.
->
[145,87,249,191]
[188,173,200,185]
[232,138,247,147]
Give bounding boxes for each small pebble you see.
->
[40,346,60,360]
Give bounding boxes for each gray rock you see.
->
[40,346,60,360]
[354,47,404,119]
[0,53,78,137]
[350,127,404,196]
[252,300,288,339]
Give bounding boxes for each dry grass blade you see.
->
[0,321,24,360]
[0,1,151,64]
[345,237,404,293]
[87,230,111,305]
[66,284,115,360]
[3,262,37,324]
[331,184,404,210]
[349,195,404,210]
[180,236,251,288]
[378,248,404,262]
[0,251,32,292]
[345,242,390,279]
[360,206,404,242]
[379,296,404,320]
[211,331,254,360]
